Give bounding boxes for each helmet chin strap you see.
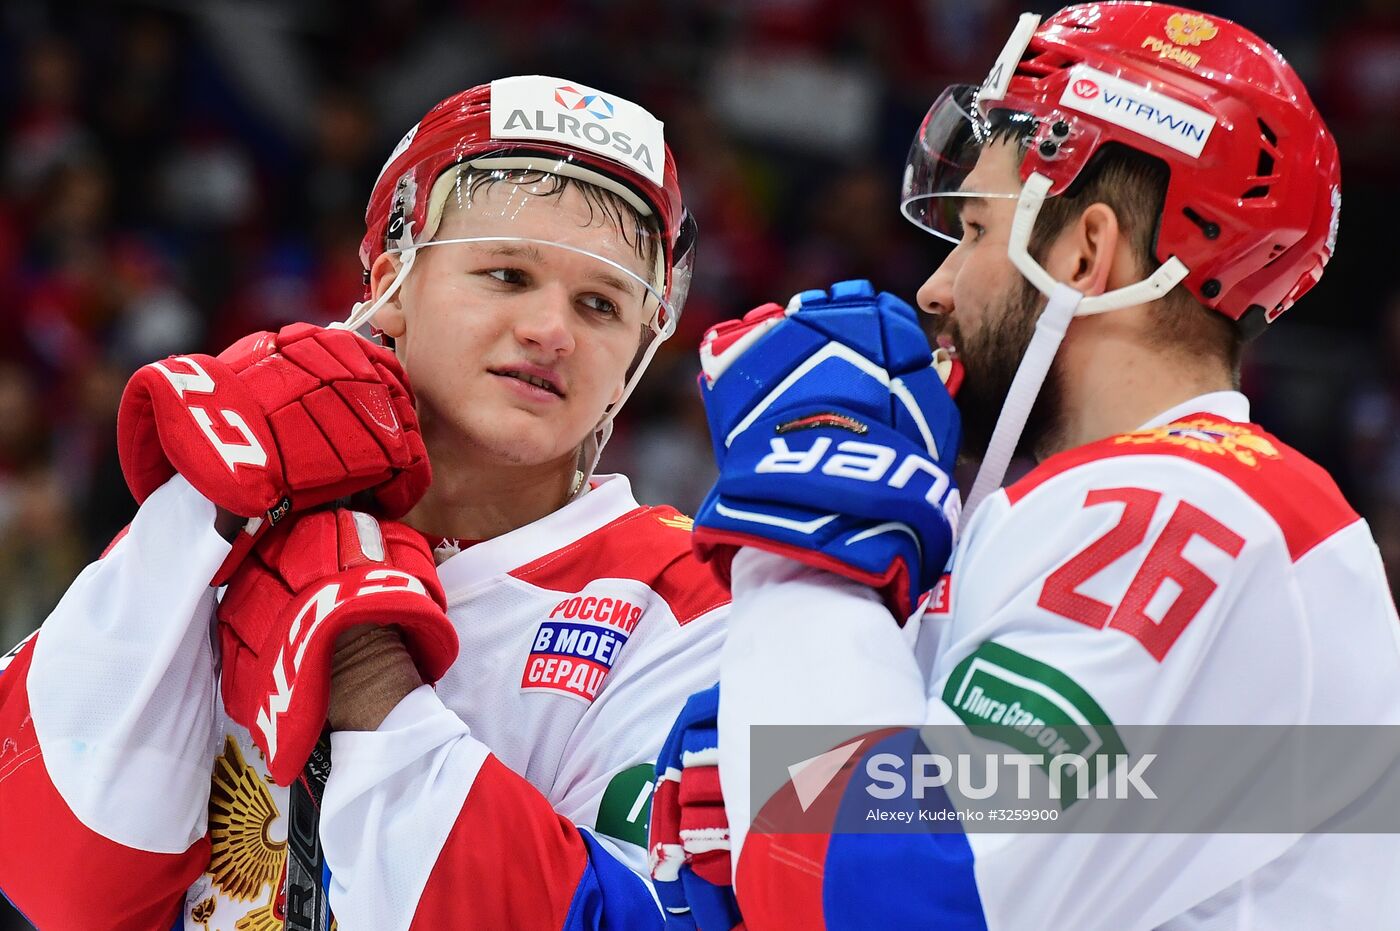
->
[571,420,612,500]
[334,223,420,334]
[961,172,1190,522]
[568,313,673,501]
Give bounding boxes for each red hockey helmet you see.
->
[902,2,1340,333]
[341,76,699,491]
[350,75,696,335]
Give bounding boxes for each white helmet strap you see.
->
[337,220,419,334]
[961,172,1190,520]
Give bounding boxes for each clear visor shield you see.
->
[899,85,1032,243]
[336,164,696,492]
[900,84,1109,246]
[394,166,694,419]
[413,165,681,335]
[898,82,1188,522]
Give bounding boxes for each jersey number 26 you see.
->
[1037,487,1245,661]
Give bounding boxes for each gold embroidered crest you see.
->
[1165,13,1218,46]
[234,901,284,931]
[190,896,215,928]
[658,514,695,532]
[208,735,286,902]
[1114,418,1280,468]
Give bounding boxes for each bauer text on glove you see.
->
[692,280,961,620]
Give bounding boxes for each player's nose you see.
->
[916,254,958,319]
[515,285,577,356]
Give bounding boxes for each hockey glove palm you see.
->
[216,508,458,785]
[693,280,961,620]
[118,323,431,584]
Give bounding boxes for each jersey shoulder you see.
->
[510,505,730,625]
[1005,414,1358,561]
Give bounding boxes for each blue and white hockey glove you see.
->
[692,280,962,620]
[649,684,742,931]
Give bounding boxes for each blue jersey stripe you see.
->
[562,829,662,931]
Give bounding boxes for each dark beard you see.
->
[945,276,1064,465]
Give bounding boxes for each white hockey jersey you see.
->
[716,391,1400,930]
[0,472,728,930]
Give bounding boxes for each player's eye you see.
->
[484,267,529,286]
[580,293,622,319]
[961,221,986,243]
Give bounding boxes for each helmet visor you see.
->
[900,85,1032,244]
[391,164,680,340]
[386,165,689,421]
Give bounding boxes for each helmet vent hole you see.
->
[1020,49,1072,78]
[1182,206,1221,239]
[1241,185,1271,199]
[1257,150,1275,177]
[1257,119,1278,147]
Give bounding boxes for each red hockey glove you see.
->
[117,323,431,584]
[216,508,458,785]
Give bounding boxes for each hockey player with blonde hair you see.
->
[0,76,726,930]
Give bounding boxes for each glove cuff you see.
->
[237,566,457,784]
[693,524,918,621]
[212,527,260,588]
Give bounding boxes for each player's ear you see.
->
[1045,202,1121,297]
[369,253,407,339]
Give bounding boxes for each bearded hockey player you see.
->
[0,76,727,930]
[648,5,1400,929]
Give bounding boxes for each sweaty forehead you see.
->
[435,179,653,279]
[960,139,1025,197]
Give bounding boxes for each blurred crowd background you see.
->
[0,0,1398,841]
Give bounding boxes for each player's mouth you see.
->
[491,365,565,399]
[933,346,964,399]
